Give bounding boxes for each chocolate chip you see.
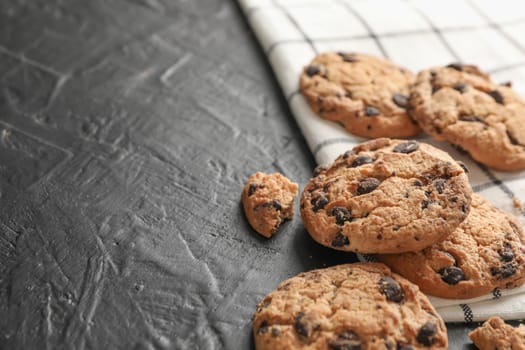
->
[306,65,321,77]
[323,181,336,192]
[433,178,446,194]
[447,63,463,71]
[491,263,517,278]
[258,320,269,334]
[430,70,437,78]
[337,52,358,63]
[501,264,517,278]
[457,161,469,173]
[351,155,374,167]
[379,276,404,303]
[248,183,258,196]
[328,330,361,350]
[416,322,437,346]
[357,177,380,195]
[392,93,409,108]
[313,165,327,177]
[501,81,512,87]
[461,203,468,213]
[413,179,423,187]
[432,85,441,94]
[507,129,520,145]
[260,200,281,210]
[261,298,271,309]
[487,90,504,104]
[452,83,467,93]
[365,106,380,116]
[393,141,419,154]
[271,327,280,337]
[499,243,514,262]
[459,115,485,123]
[331,207,352,225]
[342,150,355,159]
[294,312,311,338]
[311,194,329,212]
[331,232,350,247]
[439,266,466,285]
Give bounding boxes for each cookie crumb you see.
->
[513,196,523,211]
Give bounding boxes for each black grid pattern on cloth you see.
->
[460,303,474,323]
[242,0,525,219]
[334,0,389,58]
[272,0,320,55]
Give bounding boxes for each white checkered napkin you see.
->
[238,0,525,322]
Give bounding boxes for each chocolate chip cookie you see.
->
[242,172,298,238]
[378,193,525,299]
[300,138,472,254]
[469,316,525,350]
[253,262,448,350]
[300,52,421,138]
[410,63,525,170]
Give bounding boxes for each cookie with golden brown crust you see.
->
[409,63,525,170]
[300,52,421,138]
[378,193,525,299]
[300,138,472,254]
[253,263,448,350]
[242,172,298,238]
[469,316,525,350]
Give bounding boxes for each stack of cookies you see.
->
[300,138,525,300]
[244,52,525,349]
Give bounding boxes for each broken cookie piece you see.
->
[469,316,525,350]
[242,172,298,238]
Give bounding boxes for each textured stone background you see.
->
[0,0,477,348]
